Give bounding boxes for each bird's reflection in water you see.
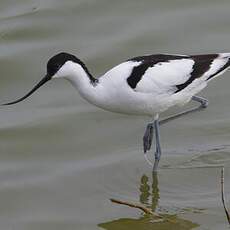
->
[139,173,159,212]
[98,173,199,230]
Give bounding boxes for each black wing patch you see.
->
[127,63,150,89]
[127,53,226,92]
[127,54,186,89]
[175,54,218,92]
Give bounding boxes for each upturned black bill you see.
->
[2,74,51,105]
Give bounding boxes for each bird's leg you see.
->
[153,118,161,172]
[143,96,208,152]
[192,95,209,108]
[143,96,208,169]
[159,96,208,125]
[143,123,154,153]
[143,115,162,171]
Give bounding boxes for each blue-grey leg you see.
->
[159,96,208,125]
[192,95,208,107]
[153,119,161,172]
[143,123,154,153]
[143,95,208,152]
[143,96,208,169]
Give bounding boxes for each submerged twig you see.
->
[110,198,160,217]
[110,198,179,224]
[221,167,230,225]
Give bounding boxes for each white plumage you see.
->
[67,53,229,116]
[135,58,195,94]
[3,52,230,171]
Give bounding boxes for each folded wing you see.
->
[127,53,230,95]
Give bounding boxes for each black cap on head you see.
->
[47,52,96,83]
[47,52,81,76]
[2,52,96,106]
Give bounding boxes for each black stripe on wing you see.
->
[127,54,187,89]
[127,53,224,92]
[207,58,230,80]
[175,54,218,92]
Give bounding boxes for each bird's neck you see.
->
[65,62,102,105]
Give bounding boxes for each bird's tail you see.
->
[206,53,230,81]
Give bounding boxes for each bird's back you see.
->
[101,53,230,95]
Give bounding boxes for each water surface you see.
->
[1,0,230,229]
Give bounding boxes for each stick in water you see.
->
[110,198,179,224]
[221,167,230,225]
[110,198,160,217]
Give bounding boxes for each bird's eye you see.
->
[54,64,61,70]
[48,64,62,76]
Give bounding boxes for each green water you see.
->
[1,0,230,229]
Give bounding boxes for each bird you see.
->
[3,52,230,171]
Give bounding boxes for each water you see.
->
[0,0,230,229]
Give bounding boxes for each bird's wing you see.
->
[126,53,230,94]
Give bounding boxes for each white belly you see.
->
[90,78,208,116]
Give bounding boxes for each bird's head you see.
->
[2,52,85,105]
[47,52,85,79]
